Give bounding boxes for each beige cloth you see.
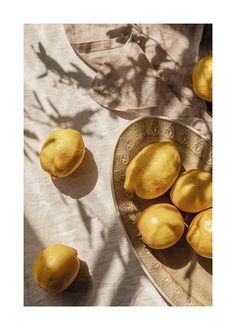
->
[24,24,168,306]
[65,24,212,139]
[24,24,212,306]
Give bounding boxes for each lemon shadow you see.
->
[52,148,98,199]
[64,259,93,294]
[150,226,194,270]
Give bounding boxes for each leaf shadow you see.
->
[24,127,40,163]
[24,90,102,165]
[31,42,93,89]
[24,216,44,306]
[100,24,212,131]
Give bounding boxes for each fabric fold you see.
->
[64,24,212,138]
[89,40,184,112]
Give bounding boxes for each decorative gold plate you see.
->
[111,116,212,306]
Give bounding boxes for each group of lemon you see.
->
[32,55,212,294]
[125,141,212,257]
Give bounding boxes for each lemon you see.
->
[192,55,212,102]
[124,142,181,199]
[186,208,212,259]
[40,129,85,179]
[32,244,80,293]
[137,203,185,249]
[170,169,212,213]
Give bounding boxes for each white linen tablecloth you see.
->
[24,24,169,306]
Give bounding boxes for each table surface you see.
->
[24,24,168,306]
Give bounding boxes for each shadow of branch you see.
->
[31,42,93,89]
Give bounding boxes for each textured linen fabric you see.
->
[24,24,212,306]
[24,24,169,306]
[65,24,212,139]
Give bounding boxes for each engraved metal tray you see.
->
[111,116,212,306]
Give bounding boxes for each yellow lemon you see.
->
[186,208,212,259]
[40,129,85,179]
[32,244,80,293]
[137,203,185,249]
[124,142,181,199]
[192,55,212,102]
[170,169,212,213]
